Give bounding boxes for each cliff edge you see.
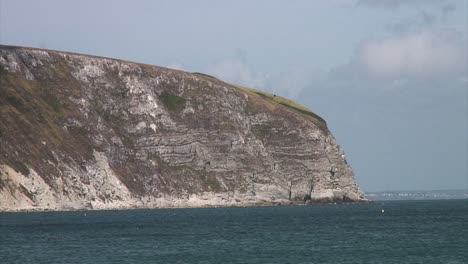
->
[0,45,365,211]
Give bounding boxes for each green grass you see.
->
[8,159,30,176]
[192,72,217,80]
[45,95,63,113]
[159,92,186,111]
[235,85,328,131]
[192,72,328,132]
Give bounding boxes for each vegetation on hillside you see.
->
[159,92,186,111]
[192,72,328,132]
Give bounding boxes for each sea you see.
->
[1,199,466,264]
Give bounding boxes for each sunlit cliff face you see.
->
[0,46,365,211]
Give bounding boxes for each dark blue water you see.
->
[1,200,467,264]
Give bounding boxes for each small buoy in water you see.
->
[381,209,385,213]
[84,213,87,216]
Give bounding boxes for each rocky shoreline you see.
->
[0,199,372,213]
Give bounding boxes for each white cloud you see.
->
[205,59,267,89]
[357,30,466,79]
[205,57,324,99]
[266,68,326,99]
[268,70,309,98]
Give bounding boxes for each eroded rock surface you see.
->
[0,45,365,211]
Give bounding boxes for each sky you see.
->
[0,0,466,192]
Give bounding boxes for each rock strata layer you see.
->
[0,45,365,211]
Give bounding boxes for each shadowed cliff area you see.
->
[0,45,365,211]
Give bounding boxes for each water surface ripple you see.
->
[1,200,466,263]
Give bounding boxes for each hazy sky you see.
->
[1,0,466,192]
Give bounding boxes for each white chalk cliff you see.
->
[0,46,365,211]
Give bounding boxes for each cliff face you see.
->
[0,45,365,211]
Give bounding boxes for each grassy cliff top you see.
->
[0,45,328,133]
[192,72,328,132]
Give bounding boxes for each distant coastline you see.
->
[364,189,467,201]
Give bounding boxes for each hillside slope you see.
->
[0,45,365,211]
